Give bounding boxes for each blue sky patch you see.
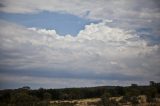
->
[0,11,98,36]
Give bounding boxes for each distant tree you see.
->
[145,87,158,98]
[130,96,139,106]
[109,99,119,106]
[131,84,138,87]
[115,86,125,96]
[126,88,140,97]
[0,90,11,103]
[43,92,51,101]
[10,92,39,106]
[147,96,154,103]
[120,96,130,104]
[21,86,31,90]
[59,92,69,100]
[101,92,111,106]
[150,81,155,86]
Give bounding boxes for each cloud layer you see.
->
[0,0,160,89]
[1,0,160,38]
[0,20,159,88]
[1,0,160,20]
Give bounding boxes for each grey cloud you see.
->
[0,0,160,88]
[0,73,152,89]
[0,67,147,81]
[0,20,159,88]
[0,3,5,8]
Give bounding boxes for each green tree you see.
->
[43,92,51,101]
[101,92,111,106]
[10,92,39,106]
[130,96,139,106]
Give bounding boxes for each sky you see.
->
[0,0,160,89]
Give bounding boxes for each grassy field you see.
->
[50,98,101,106]
[49,97,160,106]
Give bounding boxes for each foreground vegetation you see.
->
[0,81,160,106]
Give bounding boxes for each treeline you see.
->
[0,82,160,105]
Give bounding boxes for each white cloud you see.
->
[1,0,159,37]
[0,0,160,88]
[1,0,159,21]
[0,20,159,87]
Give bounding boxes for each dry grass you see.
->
[50,98,101,106]
[50,97,160,106]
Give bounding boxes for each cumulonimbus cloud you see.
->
[0,0,160,89]
[0,20,159,86]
